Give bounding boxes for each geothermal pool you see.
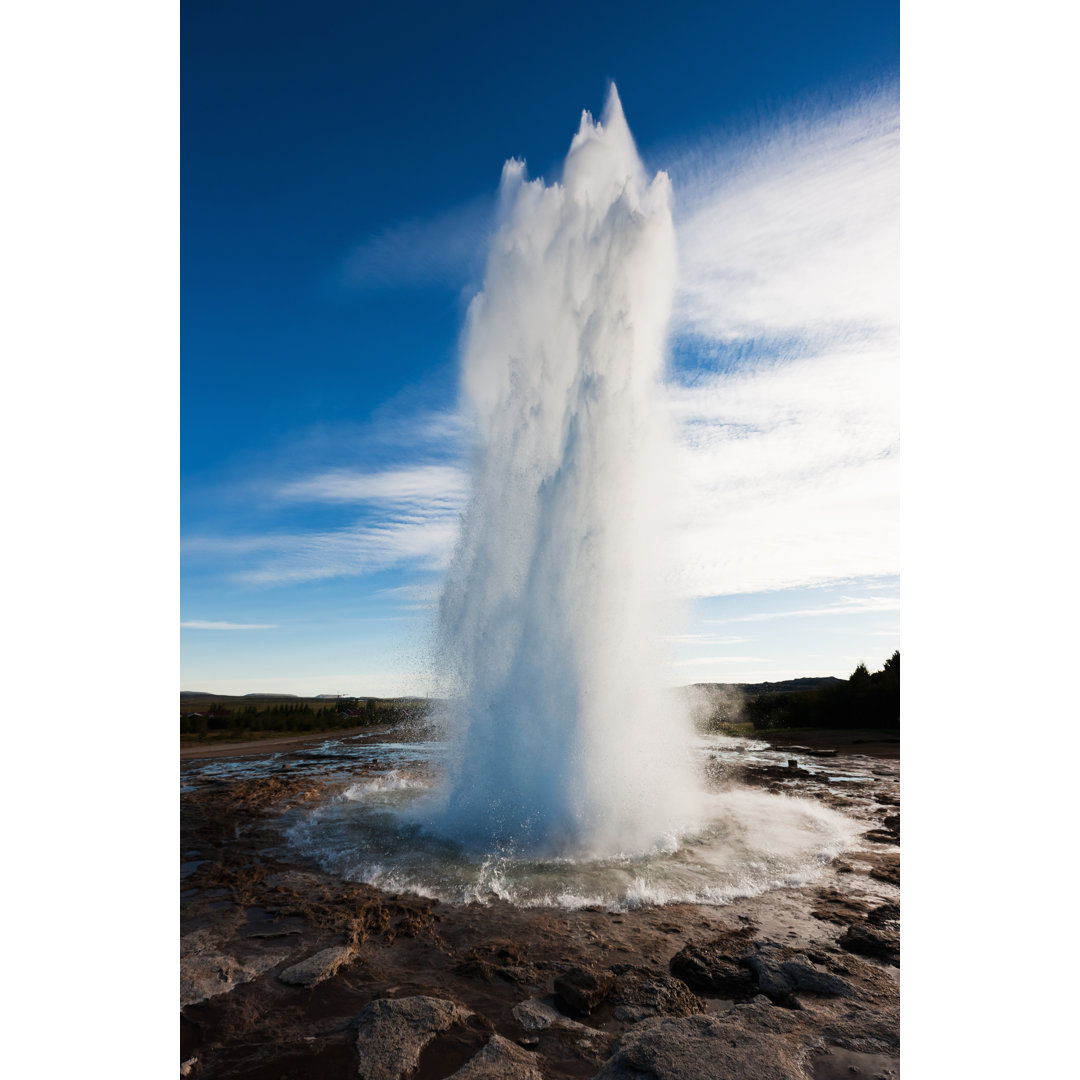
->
[182,726,879,910]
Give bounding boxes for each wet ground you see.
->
[180,725,899,1079]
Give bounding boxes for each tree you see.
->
[850,662,871,685]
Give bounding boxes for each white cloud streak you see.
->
[664,633,751,645]
[186,461,468,588]
[659,85,899,598]
[214,514,459,588]
[705,595,900,624]
[181,621,278,630]
[279,465,468,506]
[670,87,899,347]
[666,341,898,597]
[343,198,491,289]
[665,655,774,667]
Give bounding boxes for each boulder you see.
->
[446,1034,544,1079]
[668,929,759,998]
[607,965,706,1023]
[838,924,900,966]
[554,966,616,1015]
[354,996,473,1080]
[591,1014,808,1080]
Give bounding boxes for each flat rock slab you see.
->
[355,995,473,1080]
[446,1034,544,1079]
[743,947,854,1006]
[180,930,287,1008]
[513,997,592,1034]
[591,1014,808,1080]
[278,944,355,987]
[671,934,853,1007]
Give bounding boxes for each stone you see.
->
[866,903,899,928]
[670,934,854,1009]
[513,996,594,1034]
[608,965,706,1022]
[869,858,900,886]
[668,929,759,998]
[278,944,355,986]
[354,996,473,1080]
[838,924,899,966]
[446,1034,544,1079]
[742,947,854,1008]
[591,1014,809,1080]
[513,997,567,1032]
[180,930,287,1008]
[554,965,616,1015]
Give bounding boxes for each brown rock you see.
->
[838,924,899,966]
[608,965,706,1022]
[591,1014,808,1080]
[668,927,759,998]
[278,944,355,987]
[446,1034,544,1079]
[354,996,473,1080]
[180,930,287,1008]
[554,966,616,1015]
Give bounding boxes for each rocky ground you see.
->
[180,730,899,1079]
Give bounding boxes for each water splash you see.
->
[423,86,698,857]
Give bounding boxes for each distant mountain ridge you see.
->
[181,691,302,702]
[689,677,844,696]
[180,680,843,703]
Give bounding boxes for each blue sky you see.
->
[182,0,899,695]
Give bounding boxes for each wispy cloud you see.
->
[666,655,773,667]
[186,512,460,588]
[279,465,468,506]
[180,621,278,630]
[653,85,899,600]
[666,340,898,598]
[664,633,751,645]
[669,86,898,348]
[705,595,900,624]
[374,583,442,610]
[343,197,492,290]
[207,462,471,586]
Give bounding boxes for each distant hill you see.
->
[180,691,429,707]
[688,677,844,696]
[180,691,301,703]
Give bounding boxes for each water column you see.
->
[430,86,700,857]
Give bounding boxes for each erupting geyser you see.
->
[285,88,861,907]
[429,85,699,857]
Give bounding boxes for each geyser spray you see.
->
[431,86,699,856]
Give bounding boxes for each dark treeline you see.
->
[180,697,429,738]
[745,652,899,732]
